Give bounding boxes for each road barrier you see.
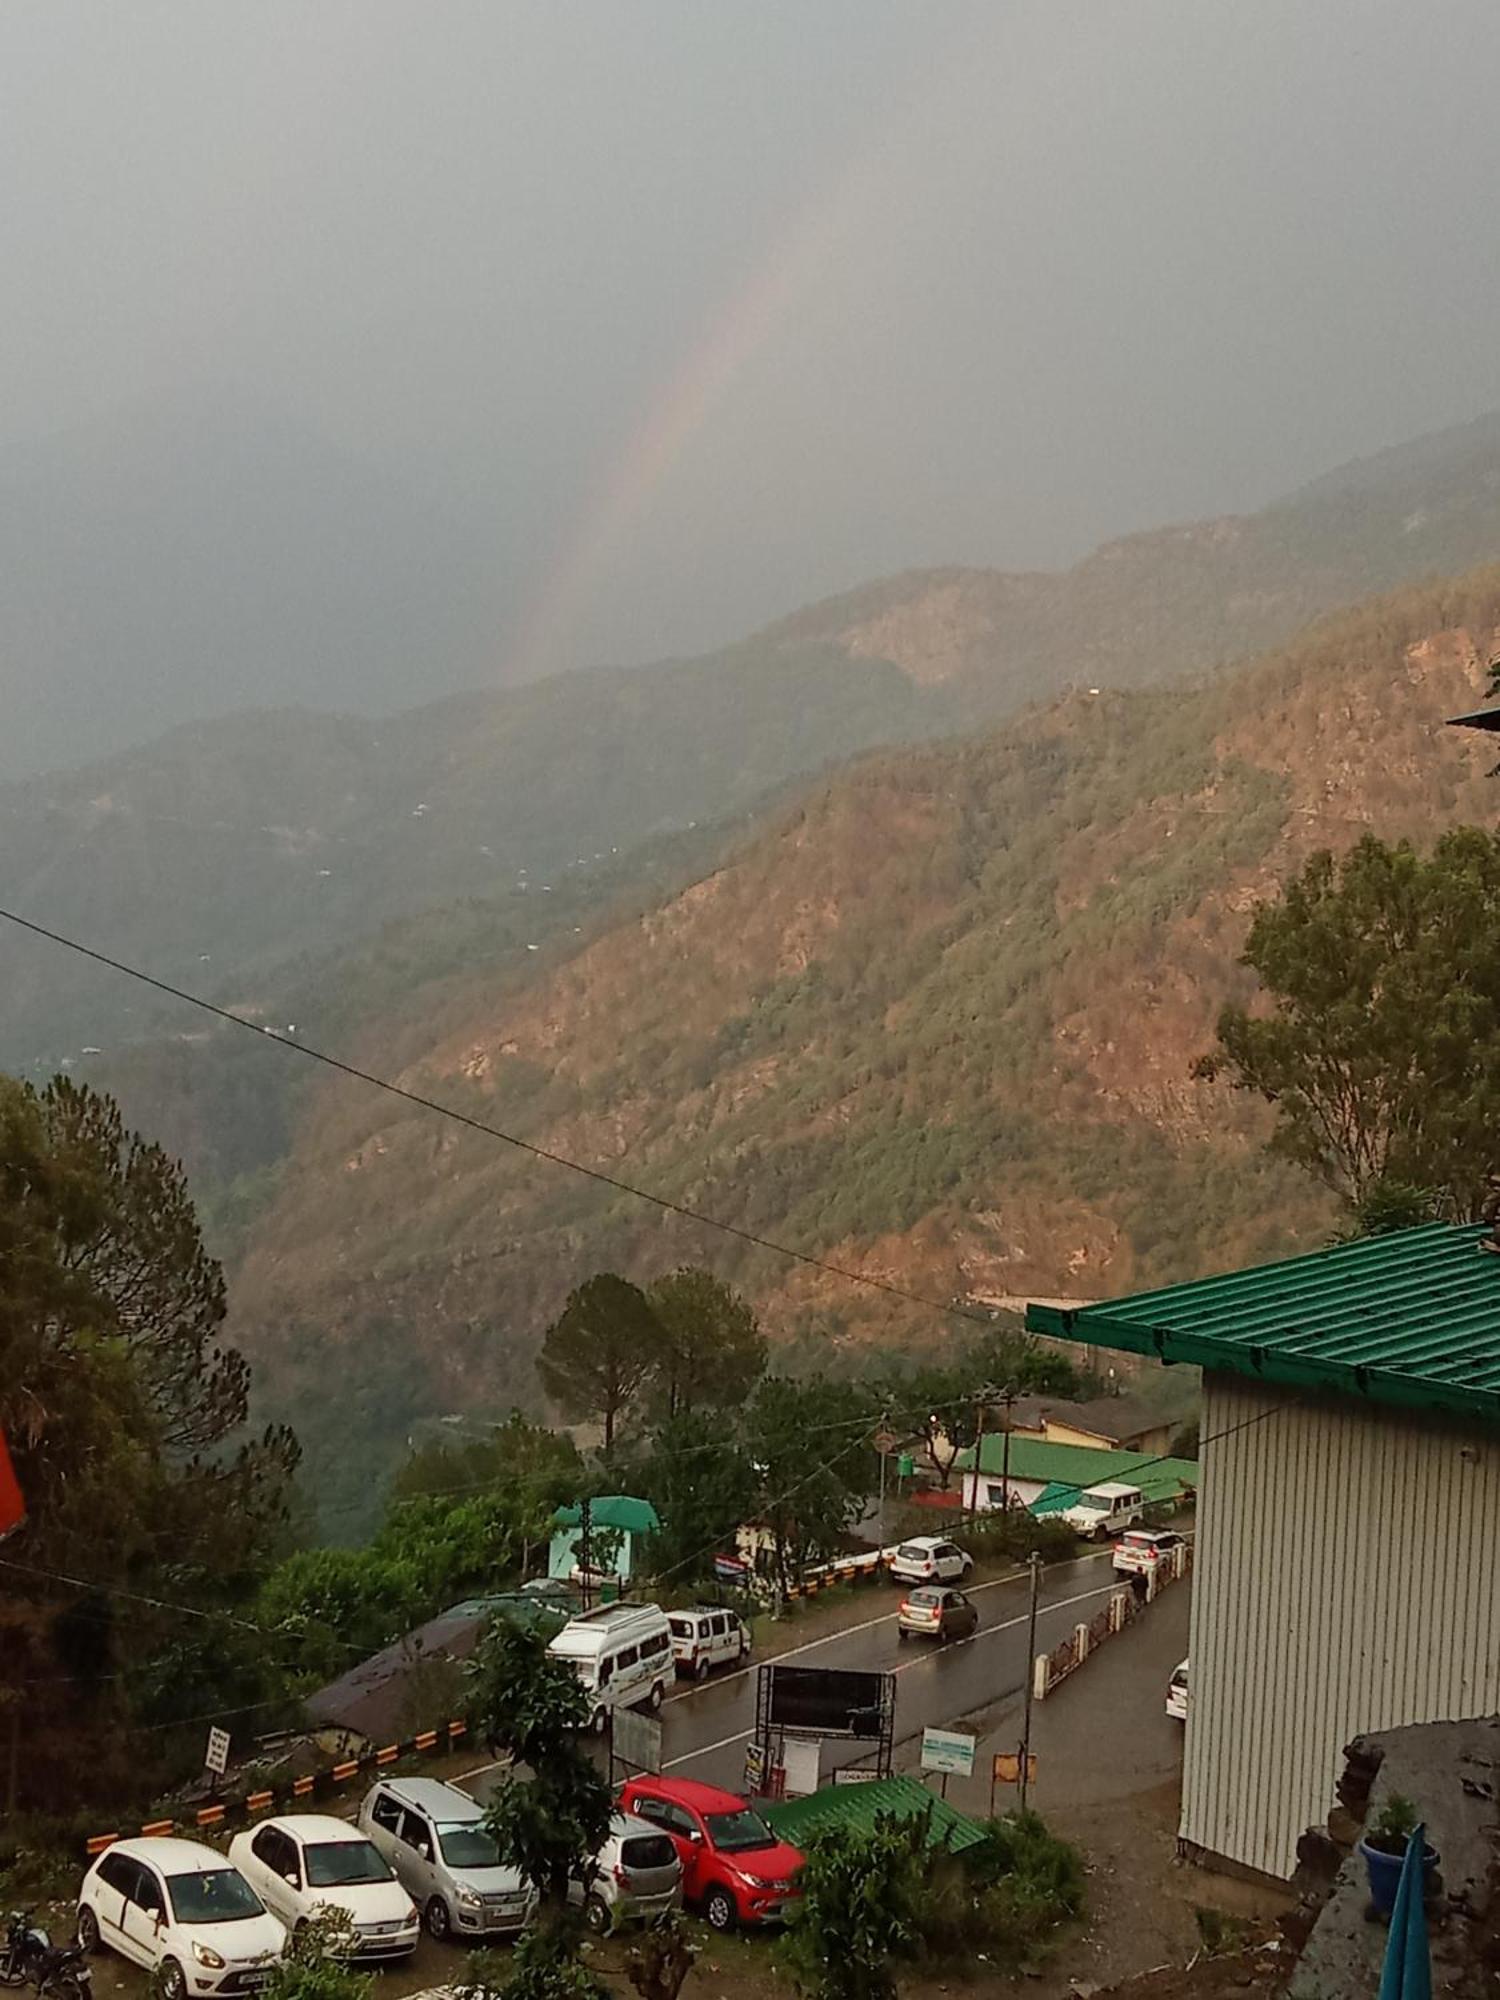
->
[1032,1541,1192,1701]
[82,1718,471,1856]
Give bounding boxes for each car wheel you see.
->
[897,1627,909,1643]
[593,1707,610,1736]
[704,1887,737,1933]
[649,1679,665,1712]
[159,1960,186,2000]
[583,1895,611,1937]
[695,1656,711,1682]
[75,1908,100,1957]
[425,1897,452,1943]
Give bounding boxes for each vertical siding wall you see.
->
[1184,1372,1500,1880]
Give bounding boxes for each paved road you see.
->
[648,1546,1133,1790]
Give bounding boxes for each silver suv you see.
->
[568,1813,681,1933]
[356,1777,535,1942]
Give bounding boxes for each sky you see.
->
[4,0,1500,770]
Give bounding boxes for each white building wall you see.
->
[1185,1372,1500,1880]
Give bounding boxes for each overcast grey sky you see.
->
[4,0,1500,765]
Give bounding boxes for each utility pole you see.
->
[968,1389,987,1527]
[997,1387,1018,1514]
[1019,1549,1041,1808]
[579,1495,593,1613]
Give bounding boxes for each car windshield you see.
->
[908,1588,942,1605]
[897,1544,930,1561]
[438,1825,501,1868]
[704,1810,774,1855]
[305,1841,393,1888]
[167,1869,265,1925]
[1076,1494,1110,1512]
[620,1835,675,1871]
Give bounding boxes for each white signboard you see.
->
[919,1727,976,1778]
[612,1708,663,1774]
[205,1726,231,1777]
[780,1736,822,1798]
[833,1766,881,1785]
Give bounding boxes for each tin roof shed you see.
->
[1026,1224,1500,1424]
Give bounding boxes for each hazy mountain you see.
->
[11,407,1500,1078]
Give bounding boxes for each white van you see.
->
[1058,1482,1146,1540]
[547,1603,674,1731]
[668,1606,750,1680]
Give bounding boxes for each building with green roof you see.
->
[951,1432,1197,1516]
[548,1494,660,1586]
[1027,1224,1500,1883]
[763,1775,985,1856]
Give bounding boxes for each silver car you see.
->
[356,1778,535,1942]
[568,1813,681,1935]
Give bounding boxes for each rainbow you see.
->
[504,10,999,687]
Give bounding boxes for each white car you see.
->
[1112,1528,1184,1579]
[228,1816,420,1960]
[1166,1657,1190,1721]
[78,1837,285,2000]
[887,1536,973,1586]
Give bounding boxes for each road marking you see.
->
[661,1546,1120,1705]
[660,1576,1123,1771]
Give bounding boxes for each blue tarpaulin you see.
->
[1377,1822,1431,2000]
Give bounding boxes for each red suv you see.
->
[616,1777,803,1931]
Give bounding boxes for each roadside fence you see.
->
[1032,1539,1192,1701]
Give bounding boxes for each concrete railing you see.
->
[1032,1539,1191,1701]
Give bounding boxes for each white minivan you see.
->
[1058,1482,1146,1540]
[668,1606,750,1680]
[547,1602,674,1730]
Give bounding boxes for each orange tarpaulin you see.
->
[0,1431,24,1539]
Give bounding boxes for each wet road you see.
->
[653,1546,1130,1790]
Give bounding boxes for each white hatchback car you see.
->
[228,1816,419,1960]
[888,1536,973,1587]
[78,1837,285,2000]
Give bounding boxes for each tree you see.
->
[0,1074,298,1805]
[1197,830,1500,1216]
[466,1618,613,1905]
[393,1411,583,1508]
[635,1410,756,1583]
[644,1268,766,1418]
[536,1275,664,1455]
[781,1813,926,2000]
[888,1331,1084,1489]
[742,1378,878,1597]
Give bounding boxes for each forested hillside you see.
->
[226,567,1500,1510]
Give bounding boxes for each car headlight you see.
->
[456,1888,483,1910]
[404,1906,419,1926]
[734,1870,769,1889]
[191,1944,226,1970]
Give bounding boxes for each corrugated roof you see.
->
[1447,705,1500,732]
[952,1433,1198,1504]
[1027,1223,1500,1422]
[553,1494,660,1535]
[763,1775,985,1854]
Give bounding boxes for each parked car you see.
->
[897,1584,979,1643]
[668,1606,751,1680]
[547,1602,674,1729]
[1112,1528,1184,1579]
[617,1777,804,1932]
[77,1838,285,2000]
[566,1812,682,1934]
[1057,1482,1146,1540]
[887,1536,973,1586]
[357,1777,535,1941]
[227,1816,419,1960]
[1166,1657,1189,1721]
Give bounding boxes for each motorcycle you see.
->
[0,1913,93,2000]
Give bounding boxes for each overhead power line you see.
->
[0,906,1002,1331]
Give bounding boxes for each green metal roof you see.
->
[553,1494,660,1535]
[1026,1224,1500,1423]
[1447,705,1500,732]
[763,1775,985,1854]
[951,1433,1197,1504]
